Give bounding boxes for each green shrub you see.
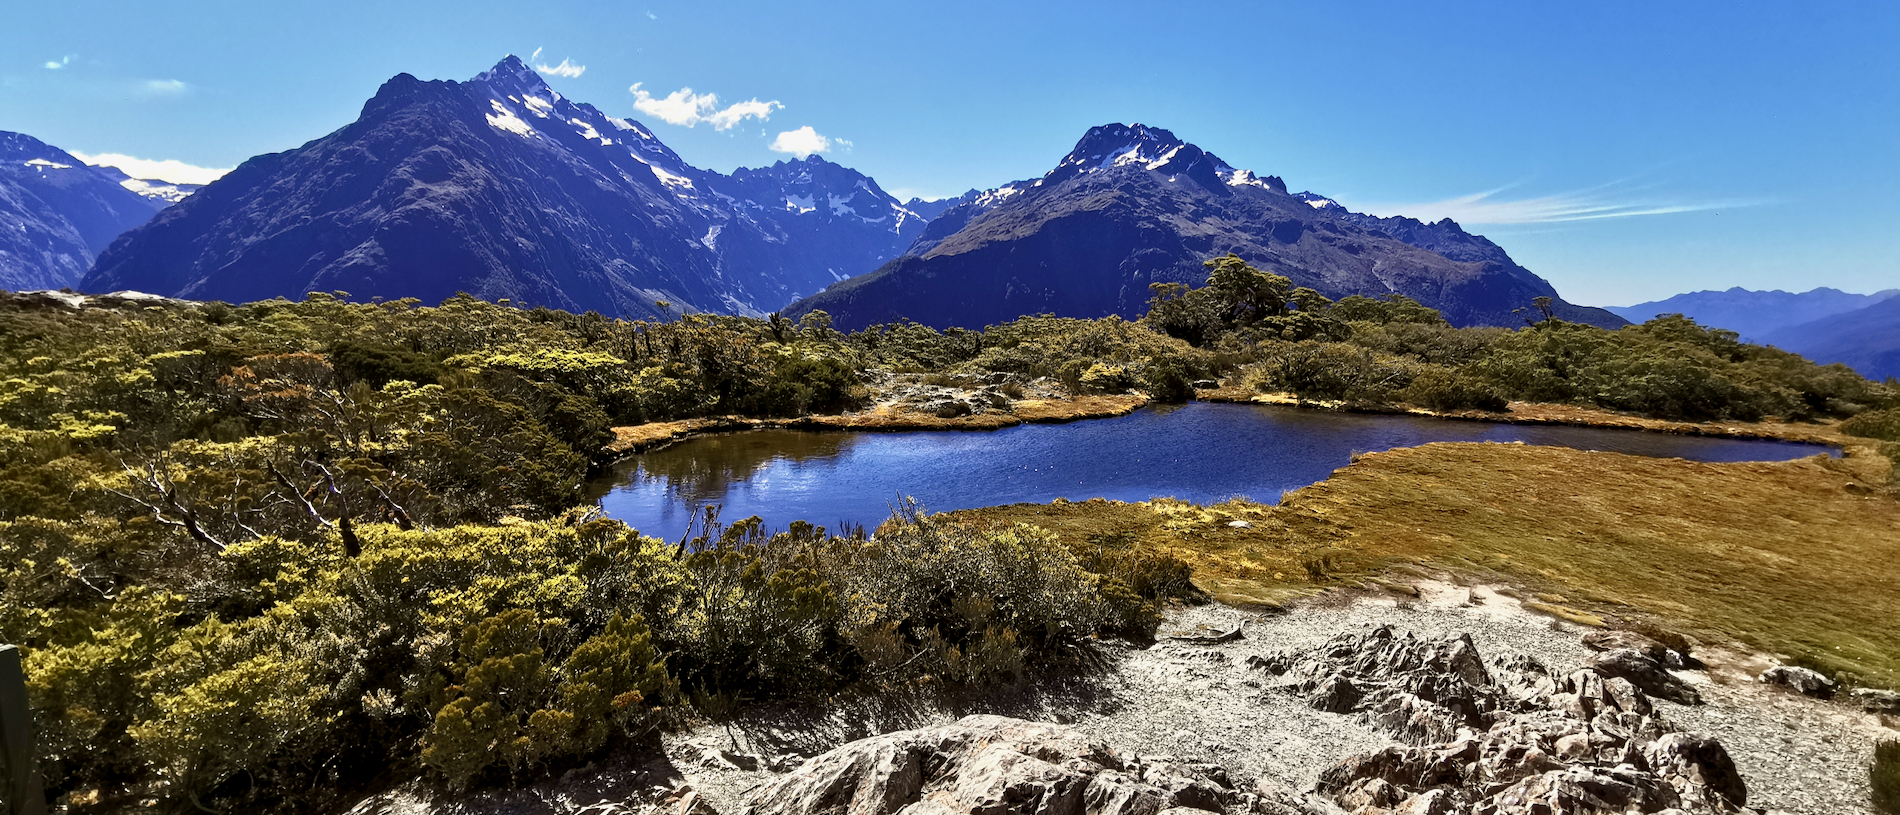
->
[839,504,1115,685]
[418,609,670,788]
[329,341,445,387]
[1401,366,1508,412]
[1843,408,1900,442]
[1139,356,1196,403]
[1078,362,1135,394]
[1245,341,1414,402]
[1875,738,1900,814]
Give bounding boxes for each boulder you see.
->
[1643,732,1747,811]
[1587,649,1701,706]
[1756,665,1836,699]
[1580,629,1670,663]
[1483,766,1679,815]
[1264,626,1499,745]
[1850,687,1900,714]
[739,715,1255,815]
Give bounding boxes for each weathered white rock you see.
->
[738,715,1253,815]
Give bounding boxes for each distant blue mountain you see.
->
[1762,296,1900,382]
[1606,287,1900,343]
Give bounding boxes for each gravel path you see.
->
[663,578,1891,815]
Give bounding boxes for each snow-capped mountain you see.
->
[86,56,940,317]
[789,123,1625,331]
[1,131,171,290]
[86,165,204,205]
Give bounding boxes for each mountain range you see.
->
[785,123,1625,331]
[1606,286,1900,382]
[1606,287,1900,343]
[83,57,933,320]
[57,58,1624,332]
[1759,296,1900,382]
[0,131,179,290]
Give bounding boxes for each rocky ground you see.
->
[348,577,1895,815]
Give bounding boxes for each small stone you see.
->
[1756,665,1836,699]
[1850,687,1900,714]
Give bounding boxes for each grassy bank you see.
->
[951,439,1900,687]
[606,394,1148,455]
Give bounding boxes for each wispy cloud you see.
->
[529,48,586,78]
[769,126,831,158]
[647,10,658,19]
[44,54,75,70]
[1352,182,1765,225]
[142,79,188,95]
[629,82,781,130]
[72,152,232,185]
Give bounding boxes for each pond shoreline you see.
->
[604,394,1150,457]
[605,387,1855,462]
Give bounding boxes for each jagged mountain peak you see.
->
[1044,122,1286,194]
[787,120,1625,332]
[470,54,553,97]
[82,57,939,319]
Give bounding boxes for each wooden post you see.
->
[0,646,45,815]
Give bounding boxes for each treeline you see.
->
[1143,255,1896,422]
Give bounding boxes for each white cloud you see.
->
[769,126,831,158]
[44,54,74,70]
[1351,184,1765,225]
[629,82,781,130]
[647,10,658,19]
[534,56,586,79]
[71,152,232,185]
[142,79,188,94]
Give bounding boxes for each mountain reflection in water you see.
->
[591,402,1837,539]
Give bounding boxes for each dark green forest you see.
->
[2,257,1893,812]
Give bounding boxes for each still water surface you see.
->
[591,402,1835,538]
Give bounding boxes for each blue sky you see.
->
[3,1,1895,306]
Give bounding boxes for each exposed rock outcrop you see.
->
[1255,626,1745,814]
[739,714,1285,815]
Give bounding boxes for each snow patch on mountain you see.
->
[117,178,194,203]
[486,102,535,137]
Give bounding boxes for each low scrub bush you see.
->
[1843,408,1900,442]
[1401,366,1508,412]
[1244,341,1415,402]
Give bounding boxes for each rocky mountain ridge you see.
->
[83,57,941,319]
[0,131,172,290]
[787,123,1626,332]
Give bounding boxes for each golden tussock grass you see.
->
[951,440,1900,687]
